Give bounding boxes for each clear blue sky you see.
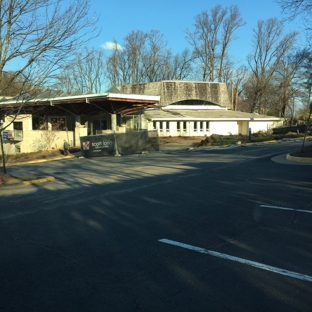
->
[5,0,305,72]
[88,0,305,64]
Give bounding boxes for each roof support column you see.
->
[111,113,117,132]
[111,113,121,156]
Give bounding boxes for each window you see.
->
[159,122,167,132]
[13,121,23,140]
[177,122,186,131]
[200,122,206,132]
[51,117,66,130]
[13,122,23,130]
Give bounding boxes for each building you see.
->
[119,80,283,137]
[0,80,283,155]
[0,88,159,154]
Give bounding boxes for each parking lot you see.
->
[1,141,311,311]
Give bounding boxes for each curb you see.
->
[23,176,55,185]
[286,154,312,163]
[0,176,55,188]
[7,154,75,166]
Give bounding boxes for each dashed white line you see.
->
[159,238,312,283]
[260,204,312,214]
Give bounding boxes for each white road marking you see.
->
[159,238,312,283]
[260,204,312,214]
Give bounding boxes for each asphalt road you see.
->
[0,141,311,312]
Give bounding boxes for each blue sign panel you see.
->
[2,131,8,139]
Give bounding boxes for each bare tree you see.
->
[186,5,245,82]
[105,30,193,86]
[159,49,193,81]
[276,0,312,44]
[105,39,128,86]
[274,51,308,118]
[0,0,98,96]
[226,65,249,111]
[276,0,312,20]
[54,48,107,94]
[247,18,298,114]
[124,30,148,84]
[142,30,168,82]
[0,0,98,173]
[106,31,148,85]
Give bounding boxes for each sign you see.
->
[79,131,151,157]
[7,131,14,139]
[80,135,115,157]
[2,131,8,139]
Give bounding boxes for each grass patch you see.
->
[0,150,63,164]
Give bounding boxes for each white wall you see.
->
[3,130,74,154]
[2,114,74,154]
[147,119,283,137]
[249,121,283,133]
[209,121,238,135]
[150,120,211,137]
[23,130,74,153]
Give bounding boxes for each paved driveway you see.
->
[0,141,311,311]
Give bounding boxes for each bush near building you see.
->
[199,131,306,146]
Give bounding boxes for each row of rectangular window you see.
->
[153,121,210,131]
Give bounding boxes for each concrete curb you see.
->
[0,176,55,188]
[286,154,312,163]
[7,154,75,166]
[23,176,55,185]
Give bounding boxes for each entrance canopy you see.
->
[0,90,160,117]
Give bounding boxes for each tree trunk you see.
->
[0,132,7,174]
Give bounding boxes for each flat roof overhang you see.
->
[0,92,160,116]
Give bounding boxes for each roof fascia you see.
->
[147,117,283,121]
[0,92,160,106]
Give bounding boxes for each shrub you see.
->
[198,131,306,147]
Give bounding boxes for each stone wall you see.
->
[118,80,231,108]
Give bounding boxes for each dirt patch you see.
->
[290,145,312,158]
[159,136,203,146]
[2,149,64,164]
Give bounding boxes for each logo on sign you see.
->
[83,141,90,150]
[91,141,113,148]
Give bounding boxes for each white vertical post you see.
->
[111,114,117,132]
